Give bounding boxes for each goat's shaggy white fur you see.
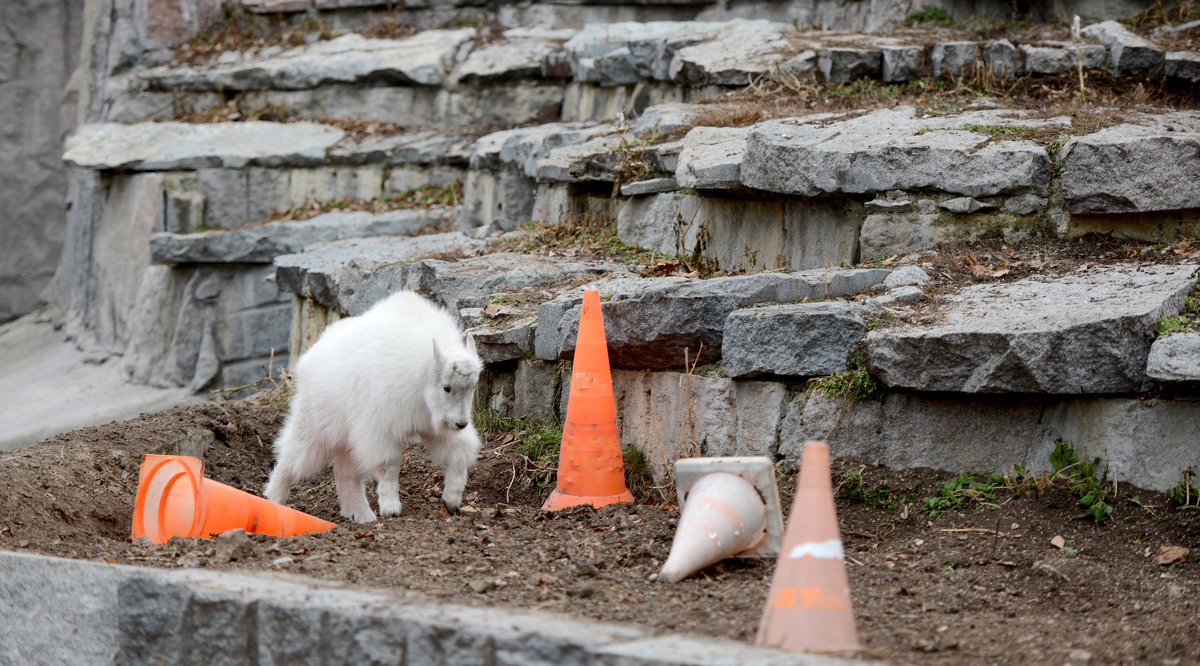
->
[265,291,483,522]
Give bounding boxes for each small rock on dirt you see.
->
[469,578,496,593]
[213,528,255,563]
[1156,544,1190,565]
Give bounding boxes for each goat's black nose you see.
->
[456,421,468,429]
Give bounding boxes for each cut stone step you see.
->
[64,122,345,171]
[139,30,477,91]
[275,238,626,316]
[274,232,485,312]
[150,209,452,265]
[865,264,1200,394]
[722,301,874,378]
[790,390,1200,492]
[538,268,890,368]
[1147,332,1200,384]
[1061,111,1200,214]
[1081,20,1165,75]
[741,107,1065,198]
[667,19,795,85]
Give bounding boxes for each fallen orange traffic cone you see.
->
[756,441,859,653]
[658,456,784,583]
[132,454,336,544]
[542,289,634,511]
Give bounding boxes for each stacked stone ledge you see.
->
[56,11,1200,489]
[104,19,1197,127]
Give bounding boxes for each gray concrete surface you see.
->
[0,313,198,451]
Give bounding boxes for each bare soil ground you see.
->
[3,393,1199,665]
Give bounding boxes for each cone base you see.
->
[541,488,634,512]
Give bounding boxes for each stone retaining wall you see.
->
[0,551,858,666]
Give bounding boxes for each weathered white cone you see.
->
[658,457,783,583]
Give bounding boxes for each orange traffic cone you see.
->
[132,454,336,544]
[542,289,634,511]
[658,456,784,583]
[756,441,859,653]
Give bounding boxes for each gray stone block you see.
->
[514,359,561,423]
[675,126,749,190]
[932,41,980,78]
[116,576,193,664]
[455,36,563,84]
[818,47,882,82]
[1147,332,1200,383]
[64,122,345,171]
[331,131,474,167]
[722,302,869,378]
[742,107,1058,199]
[151,209,449,265]
[468,315,536,364]
[620,177,678,196]
[859,212,937,259]
[983,39,1022,79]
[881,45,924,82]
[1166,51,1200,80]
[1061,112,1200,214]
[0,553,131,665]
[1003,192,1046,215]
[668,19,794,86]
[883,265,931,288]
[786,391,1200,492]
[256,599,328,666]
[865,264,1200,393]
[1082,20,1164,75]
[0,549,869,666]
[940,196,993,214]
[1019,43,1105,75]
[138,30,476,91]
[226,304,291,362]
[322,612,407,665]
[565,22,720,86]
[542,270,888,368]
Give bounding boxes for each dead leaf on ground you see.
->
[1050,535,1066,549]
[1156,544,1190,565]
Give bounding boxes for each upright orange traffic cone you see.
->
[132,454,336,544]
[542,289,634,511]
[756,441,859,653]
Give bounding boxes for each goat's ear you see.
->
[463,332,477,355]
[432,338,442,367]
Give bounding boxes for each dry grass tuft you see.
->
[174,6,341,66]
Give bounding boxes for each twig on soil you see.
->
[506,460,517,505]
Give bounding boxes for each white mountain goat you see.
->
[265,291,484,522]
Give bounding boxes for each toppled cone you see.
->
[542,289,634,511]
[659,456,784,583]
[132,454,336,544]
[756,441,859,654]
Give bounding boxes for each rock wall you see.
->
[0,0,84,323]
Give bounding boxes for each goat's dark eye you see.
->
[443,386,451,393]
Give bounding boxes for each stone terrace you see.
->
[57,7,1200,491]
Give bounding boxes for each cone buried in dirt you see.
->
[756,441,859,654]
[542,289,634,511]
[658,456,784,583]
[132,454,336,544]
